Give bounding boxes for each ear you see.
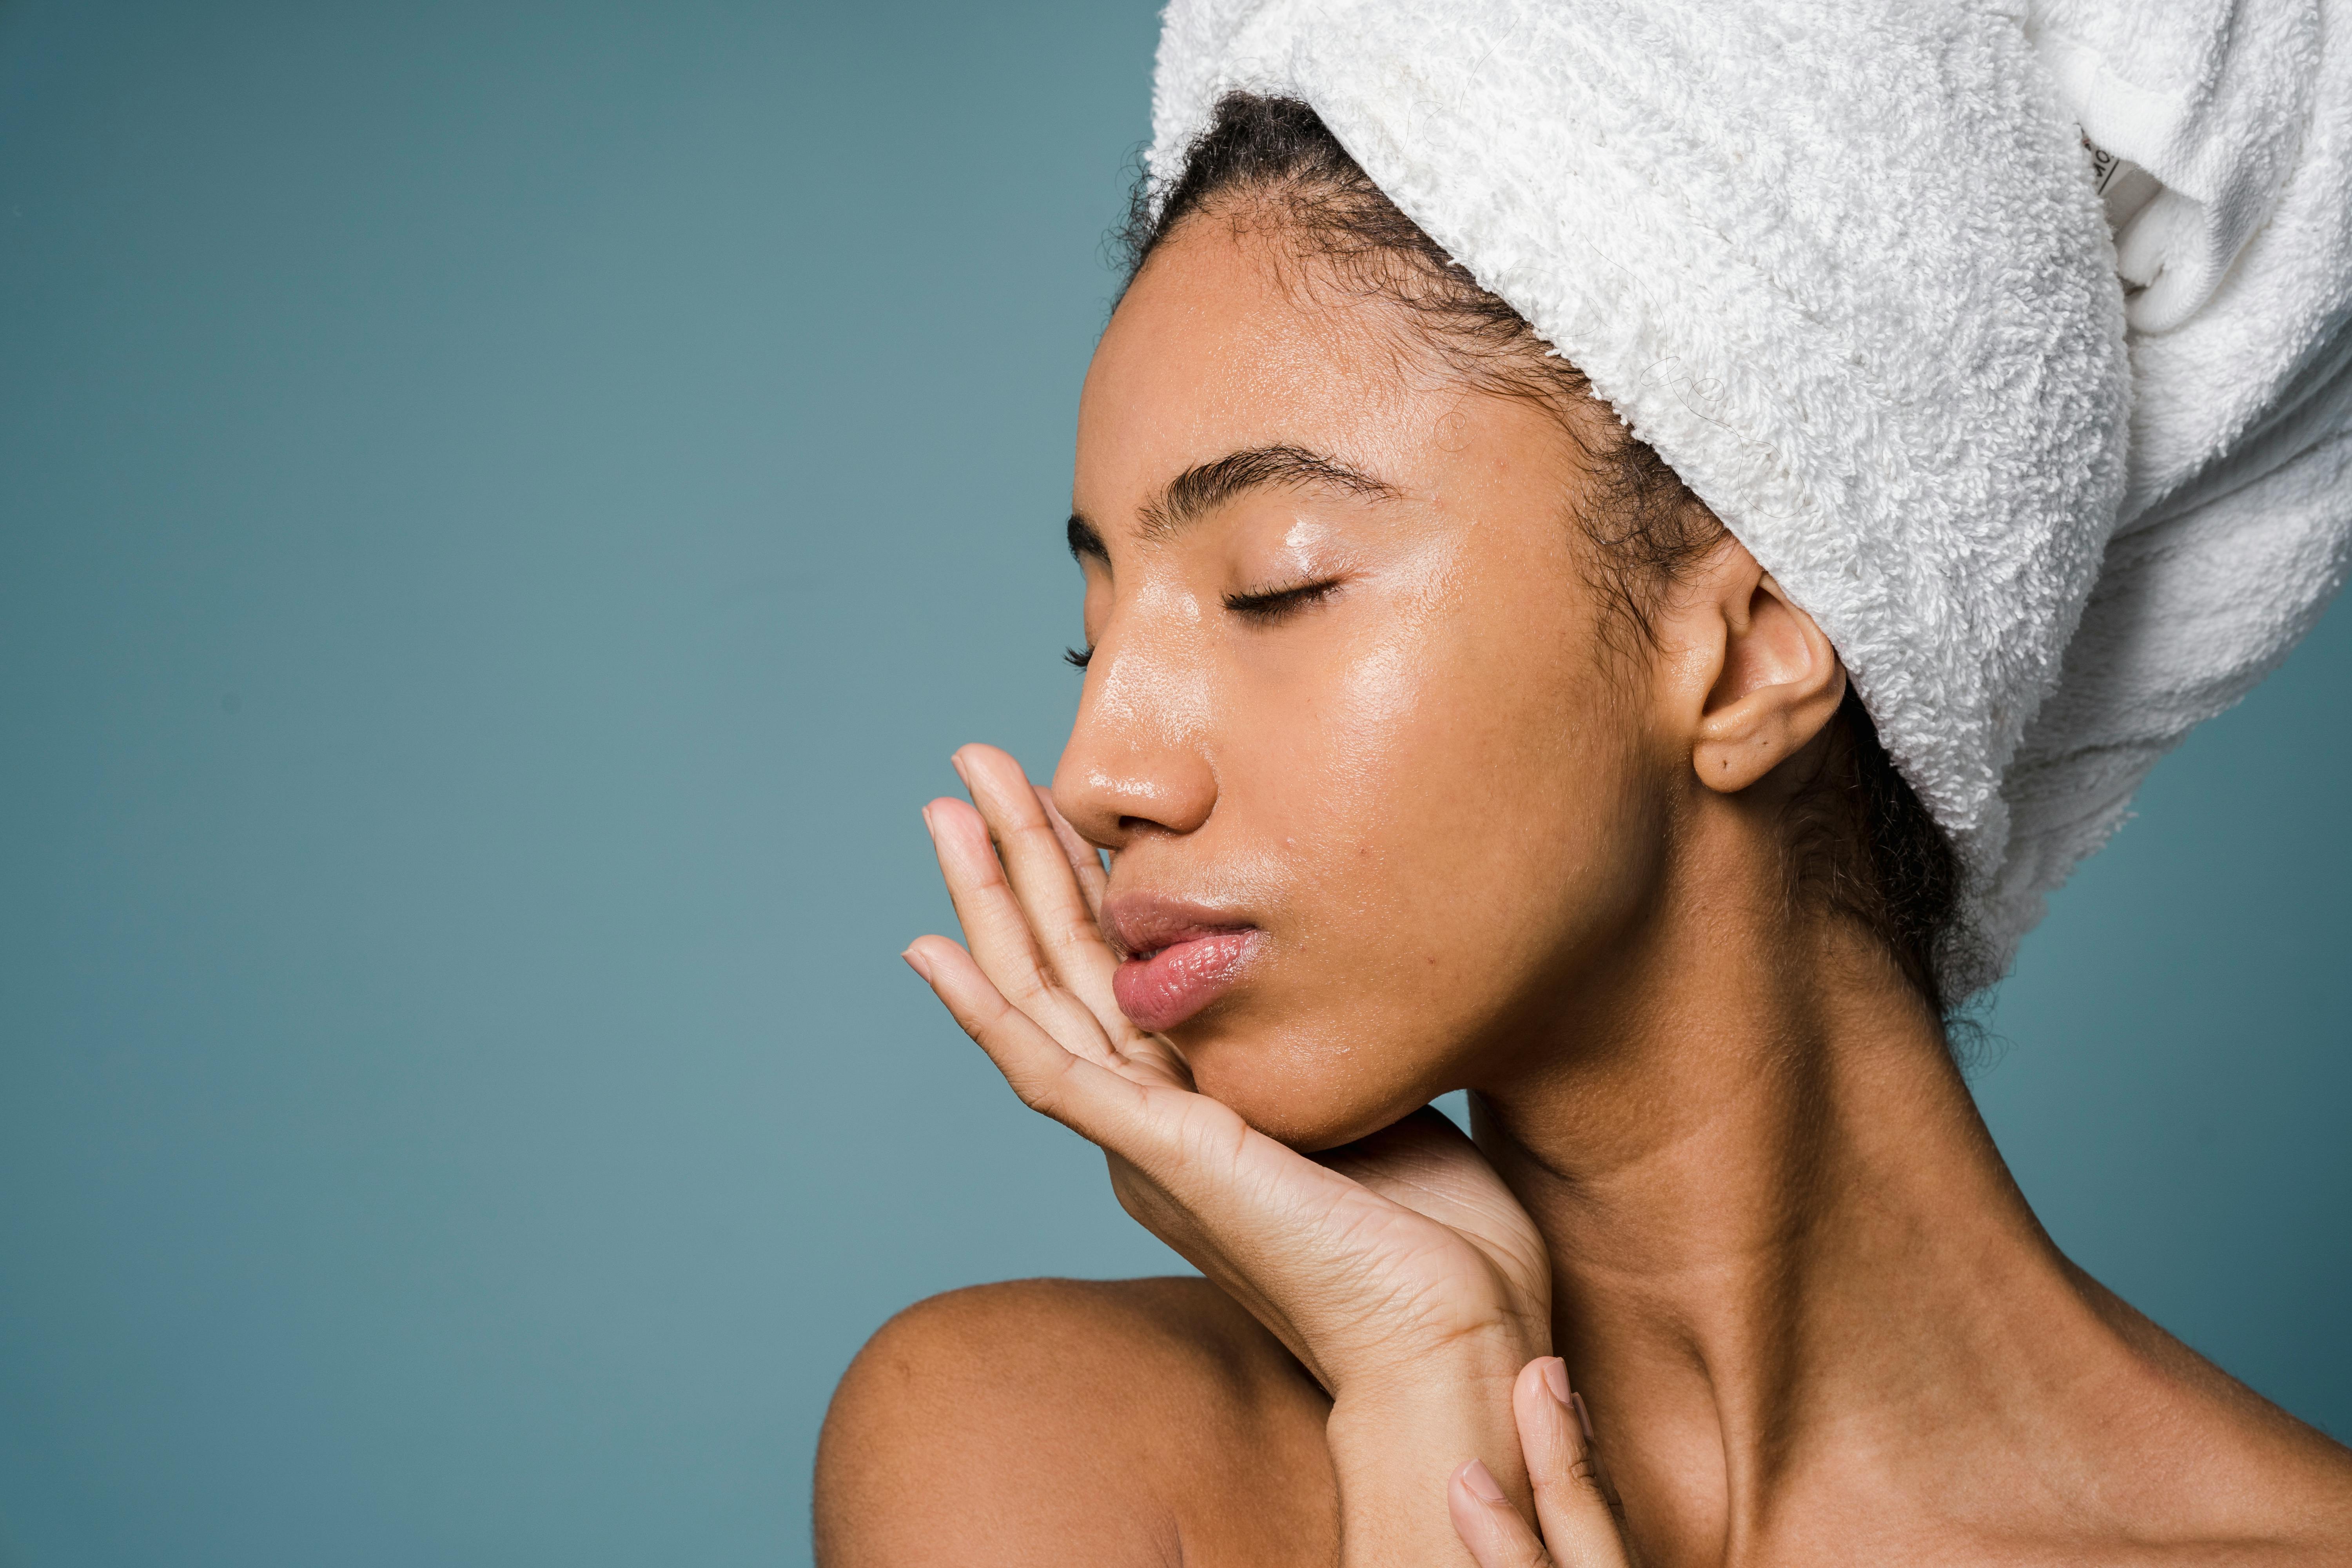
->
[1655,540,1847,794]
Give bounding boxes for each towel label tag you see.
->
[2080,130,2162,231]
[2085,138,2123,193]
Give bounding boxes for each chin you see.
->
[1172,1010,1437,1153]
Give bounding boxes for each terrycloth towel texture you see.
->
[1148,0,2352,993]
[1991,0,2352,965]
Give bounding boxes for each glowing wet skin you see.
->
[1051,224,1651,1150]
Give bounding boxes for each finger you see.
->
[952,745,1125,1028]
[908,935,1256,1201]
[1514,1359,1630,1567]
[1572,1390,1624,1519]
[956,746,1118,985]
[1448,1459,1552,1568]
[903,935,1153,1142]
[1036,784,1109,922]
[924,796,1114,1061]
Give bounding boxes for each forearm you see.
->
[1326,1342,1534,1568]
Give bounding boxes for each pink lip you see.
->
[1103,894,1264,1033]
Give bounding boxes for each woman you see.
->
[818,2,2352,1562]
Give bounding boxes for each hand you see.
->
[1450,1358,1633,1568]
[903,742,1551,1405]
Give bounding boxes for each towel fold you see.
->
[1149,0,2352,992]
[1989,0,2352,957]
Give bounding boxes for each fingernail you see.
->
[901,947,933,983]
[949,752,971,788]
[920,802,937,836]
[1458,1459,1507,1504]
[1541,1357,1571,1406]
[1570,1390,1594,1442]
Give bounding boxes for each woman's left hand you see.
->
[904,742,1555,1564]
[902,744,1552,1405]
[1449,1357,1633,1568]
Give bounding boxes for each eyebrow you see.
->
[1067,443,1401,565]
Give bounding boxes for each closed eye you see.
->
[1223,578,1342,623]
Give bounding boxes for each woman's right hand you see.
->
[1450,1358,1633,1568]
[904,744,1555,1562]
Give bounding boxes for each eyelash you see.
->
[1223,577,1341,622]
[1063,578,1343,672]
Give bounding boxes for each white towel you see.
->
[1148,0,2352,993]
[1988,0,2352,962]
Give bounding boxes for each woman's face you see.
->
[1056,217,1671,1150]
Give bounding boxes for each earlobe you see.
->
[1687,570,1846,795]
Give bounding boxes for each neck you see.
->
[1471,851,2153,1564]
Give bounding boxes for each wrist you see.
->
[1324,1339,1540,1568]
[1325,1341,1526,1470]
[1324,1323,1540,1412]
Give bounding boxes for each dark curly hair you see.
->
[1118,93,1975,1019]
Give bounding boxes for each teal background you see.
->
[0,2,2344,1562]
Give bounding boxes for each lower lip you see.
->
[1112,931,1263,1033]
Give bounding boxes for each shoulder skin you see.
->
[815,1276,1338,1568]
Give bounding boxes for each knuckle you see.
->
[1013,1052,1080,1120]
[1007,818,1060,851]
[1002,966,1052,1006]
[1052,911,1108,951]
[1494,1533,1552,1568]
[1564,1452,1630,1523]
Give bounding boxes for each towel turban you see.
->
[1147,0,2352,994]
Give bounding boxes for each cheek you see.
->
[1315,573,1651,989]
[1185,538,1664,1138]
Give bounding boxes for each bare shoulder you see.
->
[2203,1386,2352,1561]
[814,1276,1336,1568]
[2092,1284,2352,1562]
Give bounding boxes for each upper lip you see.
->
[1100,892,1258,962]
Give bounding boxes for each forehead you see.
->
[1074,222,1442,514]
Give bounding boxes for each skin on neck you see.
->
[1473,841,2035,1557]
[1452,539,2051,1556]
[1471,802,2297,1560]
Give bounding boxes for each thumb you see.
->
[1517,1357,1630,1566]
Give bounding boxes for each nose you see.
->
[1050,628,1218,854]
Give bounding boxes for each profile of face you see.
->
[1053,215,1835,1152]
